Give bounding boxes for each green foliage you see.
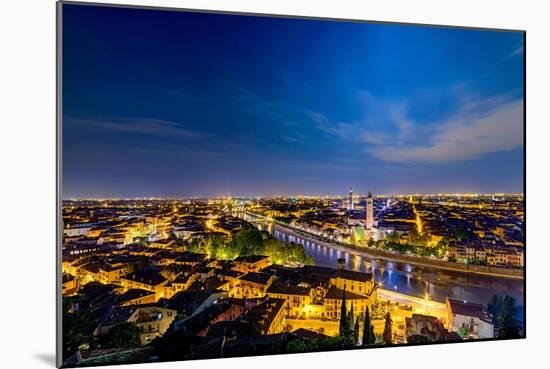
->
[385,232,401,243]
[62,297,100,357]
[339,289,348,337]
[353,226,366,242]
[315,336,346,349]
[372,237,442,258]
[458,325,470,338]
[487,294,503,324]
[337,290,355,346]
[362,307,376,345]
[207,233,232,259]
[100,322,141,349]
[187,233,232,259]
[436,239,449,256]
[354,318,360,344]
[497,295,522,339]
[286,336,346,353]
[487,294,522,338]
[453,226,474,241]
[407,229,430,247]
[407,334,430,344]
[231,228,264,256]
[286,338,308,353]
[150,330,197,361]
[135,236,149,246]
[188,228,314,266]
[348,303,357,345]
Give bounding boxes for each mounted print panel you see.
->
[57,1,525,367]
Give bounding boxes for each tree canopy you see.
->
[497,295,522,339]
[99,322,141,349]
[188,227,314,266]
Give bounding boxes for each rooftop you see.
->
[239,272,273,285]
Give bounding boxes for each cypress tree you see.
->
[349,302,357,344]
[348,302,355,329]
[354,316,360,345]
[362,307,375,345]
[339,287,348,337]
[383,312,393,344]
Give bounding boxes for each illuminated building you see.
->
[266,284,314,318]
[97,264,135,285]
[231,255,272,273]
[330,269,376,296]
[324,287,372,321]
[120,269,170,301]
[445,298,494,339]
[366,190,374,229]
[242,298,287,335]
[348,187,354,210]
[229,272,275,299]
[118,289,157,306]
[149,238,175,249]
[62,273,78,295]
[64,223,94,238]
[98,306,177,345]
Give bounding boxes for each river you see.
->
[254,221,524,320]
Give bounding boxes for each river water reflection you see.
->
[262,224,523,315]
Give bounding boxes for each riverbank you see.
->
[257,216,524,280]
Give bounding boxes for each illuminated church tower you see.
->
[366,190,374,229]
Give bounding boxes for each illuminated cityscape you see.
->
[60,3,524,367]
[61,192,524,366]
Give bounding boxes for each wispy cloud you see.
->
[368,99,523,162]
[280,135,305,144]
[225,81,300,124]
[70,117,206,140]
[502,45,524,62]
[309,93,523,163]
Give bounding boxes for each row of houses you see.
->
[448,241,524,268]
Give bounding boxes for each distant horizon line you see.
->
[62,192,525,201]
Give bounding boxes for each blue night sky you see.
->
[62,4,524,198]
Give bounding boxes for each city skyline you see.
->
[62,5,524,198]
[62,192,524,201]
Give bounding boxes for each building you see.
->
[62,273,78,295]
[241,298,287,335]
[445,298,494,339]
[97,264,135,285]
[120,269,170,301]
[231,255,272,273]
[98,306,177,345]
[366,190,374,229]
[323,286,372,321]
[448,242,468,263]
[330,269,375,296]
[64,223,94,238]
[266,284,314,318]
[117,289,157,307]
[405,314,461,343]
[348,188,354,210]
[229,272,275,299]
